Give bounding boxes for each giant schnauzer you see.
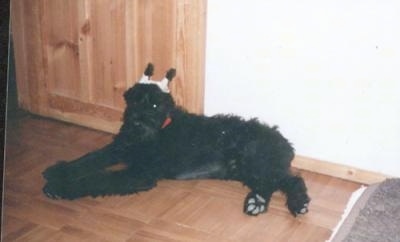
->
[43,63,310,216]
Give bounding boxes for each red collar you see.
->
[161,116,172,129]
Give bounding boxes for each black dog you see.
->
[43,63,310,216]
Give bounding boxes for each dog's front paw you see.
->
[42,181,83,200]
[287,194,310,217]
[42,160,68,181]
[244,192,268,216]
[43,183,62,199]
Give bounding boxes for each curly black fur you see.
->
[43,63,310,216]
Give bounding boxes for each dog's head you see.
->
[122,63,176,130]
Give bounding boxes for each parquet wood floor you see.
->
[2,112,361,242]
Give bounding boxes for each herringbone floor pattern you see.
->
[2,112,360,242]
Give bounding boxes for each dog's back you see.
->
[157,110,295,181]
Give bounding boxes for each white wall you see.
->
[205,0,400,177]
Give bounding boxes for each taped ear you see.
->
[144,63,154,77]
[138,63,154,83]
[138,64,176,93]
[165,68,176,81]
[157,68,176,92]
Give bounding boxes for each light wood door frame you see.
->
[11,0,207,133]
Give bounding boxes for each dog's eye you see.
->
[152,104,157,108]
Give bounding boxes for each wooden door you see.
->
[11,0,206,133]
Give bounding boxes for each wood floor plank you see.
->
[12,226,58,242]
[4,193,82,230]
[43,225,114,242]
[2,112,362,241]
[129,219,216,242]
[2,215,39,242]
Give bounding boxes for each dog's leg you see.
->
[241,171,283,216]
[243,188,274,216]
[43,167,157,200]
[42,143,121,182]
[279,174,310,217]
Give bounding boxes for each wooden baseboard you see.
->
[293,155,389,184]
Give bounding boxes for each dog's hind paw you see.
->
[244,192,267,216]
[287,194,310,217]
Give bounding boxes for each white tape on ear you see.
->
[158,78,170,93]
[138,75,170,93]
[138,74,150,83]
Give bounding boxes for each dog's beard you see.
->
[122,110,165,139]
[132,110,164,128]
[134,121,158,138]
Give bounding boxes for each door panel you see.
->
[11,0,206,133]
